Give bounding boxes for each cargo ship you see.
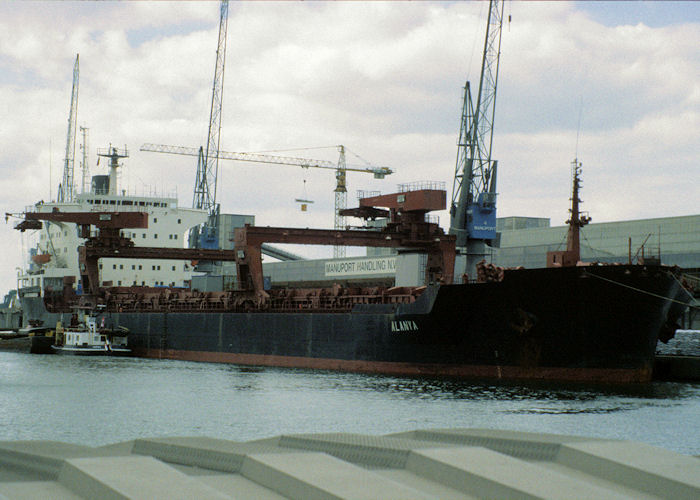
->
[11,0,692,383]
[87,264,690,383]
[13,167,692,383]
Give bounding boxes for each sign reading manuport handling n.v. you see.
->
[324,256,397,276]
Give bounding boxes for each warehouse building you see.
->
[494,214,700,269]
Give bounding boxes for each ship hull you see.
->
[133,349,651,383]
[19,265,690,383]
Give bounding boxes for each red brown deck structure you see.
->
[16,187,456,310]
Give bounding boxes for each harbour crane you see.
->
[140,143,393,258]
[57,54,79,203]
[79,126,90,194]
[192,0,229,250]
[148,0,392,258]
[448,0,504,280]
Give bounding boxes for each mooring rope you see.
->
[582,270,699,310]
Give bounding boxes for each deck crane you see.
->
[448,0,504,281]
[140,143,393,258]
[57,54,79,203]
[192,0,228,250]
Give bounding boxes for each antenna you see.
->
[49,139,52,201]
[575,95,583,159]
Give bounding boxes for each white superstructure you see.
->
[18,161,207,294]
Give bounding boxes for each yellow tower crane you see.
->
[140,143,393,258]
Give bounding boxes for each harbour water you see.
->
[1,351,698,455]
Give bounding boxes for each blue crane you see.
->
[191,0,229,250]
[449,0,505,280]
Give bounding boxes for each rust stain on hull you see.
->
[134,348,653,384]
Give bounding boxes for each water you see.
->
[1,351,698,455]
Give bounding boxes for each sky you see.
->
[0,1,698,296]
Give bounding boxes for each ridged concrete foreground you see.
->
[0,428,699,499]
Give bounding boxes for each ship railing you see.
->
[85,202,174,213]
[266,292,416,312]
[397,181,446,193]
[356,190,381,200]
[106,289,418,313]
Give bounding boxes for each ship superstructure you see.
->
[16,147,207,298]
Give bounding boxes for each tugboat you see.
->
[52,311,130,356]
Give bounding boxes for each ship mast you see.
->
[546,159,591,267]
[566,159,585,260]
[97,145,129,196]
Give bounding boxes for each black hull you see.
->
[19,265,690,383]
[30,335,54,354]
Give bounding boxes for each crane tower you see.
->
[192,0,229,249]
[449,0,504,280]
[79,126,90,194]
[141,143,392,254]
[334,146,348,258]
[57,54,79,203]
